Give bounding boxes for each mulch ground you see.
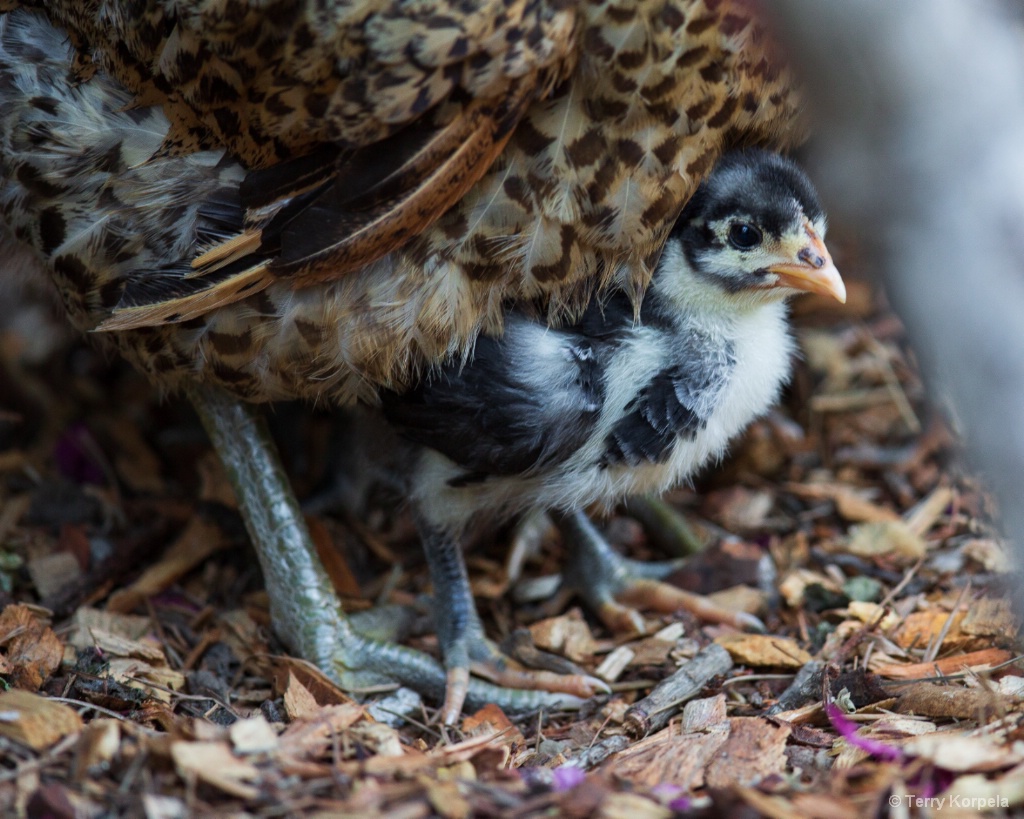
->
[0,253,1021,817]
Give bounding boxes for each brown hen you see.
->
[0,0,803,717]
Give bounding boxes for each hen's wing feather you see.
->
[1,1,802,402]
[21,0,578,327]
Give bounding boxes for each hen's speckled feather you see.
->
[0,0,802,403]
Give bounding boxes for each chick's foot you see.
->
[555,508,766,635]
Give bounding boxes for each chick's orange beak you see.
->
[769,221,846,304]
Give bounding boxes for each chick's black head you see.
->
[667,150,845,305]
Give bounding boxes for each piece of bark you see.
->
[704,717,792,789]
[893,682,1019,721]
[624,644,732,738]
[605,719,730,790]
[767,660,826,716]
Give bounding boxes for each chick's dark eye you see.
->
[728,223,762,250]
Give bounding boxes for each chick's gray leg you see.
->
[187,385,582,717]
[556,509,765,634]
[418,517,607,724]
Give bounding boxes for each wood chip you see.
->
[736,787,861,819]
[72,720,121,781]
[628,637,675,668]
[778,568,841,609]
[278,703,367,758]
[846,601,901,630]
[528,609,599,664]
[107,658,185,702]
[682,694,728,730]
[961,597,1017,637]
[419,777,467,819]
[961,539,1009,572]
[596,645,635,682]
[706,584,768,618]
[0,689,82,749]
[872,647,1016,679]
[142,794,188,819]
[624,644,733,738]
[595,792,672,819]
[904,486,955,537]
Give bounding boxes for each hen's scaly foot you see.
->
[555,508,766,635]
[188,385,586,719]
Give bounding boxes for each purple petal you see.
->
[551,765,586,791]
[826,702,903,762]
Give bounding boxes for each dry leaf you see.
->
[230,715,279,755]
[905,733,1024,773]
[268,657,354,709]
[846,521,926,561]
[893,610,970,651]
[787,482,900,524]
[283,671,321,720]
[170,741,260,799]
[715,634,812,669]
[279,703,367,758]
[68,608,152,644]
[461,704,521,743]
[0,604,63,690]
[596,792,672,819]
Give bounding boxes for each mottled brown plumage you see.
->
[1,0,801,405]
